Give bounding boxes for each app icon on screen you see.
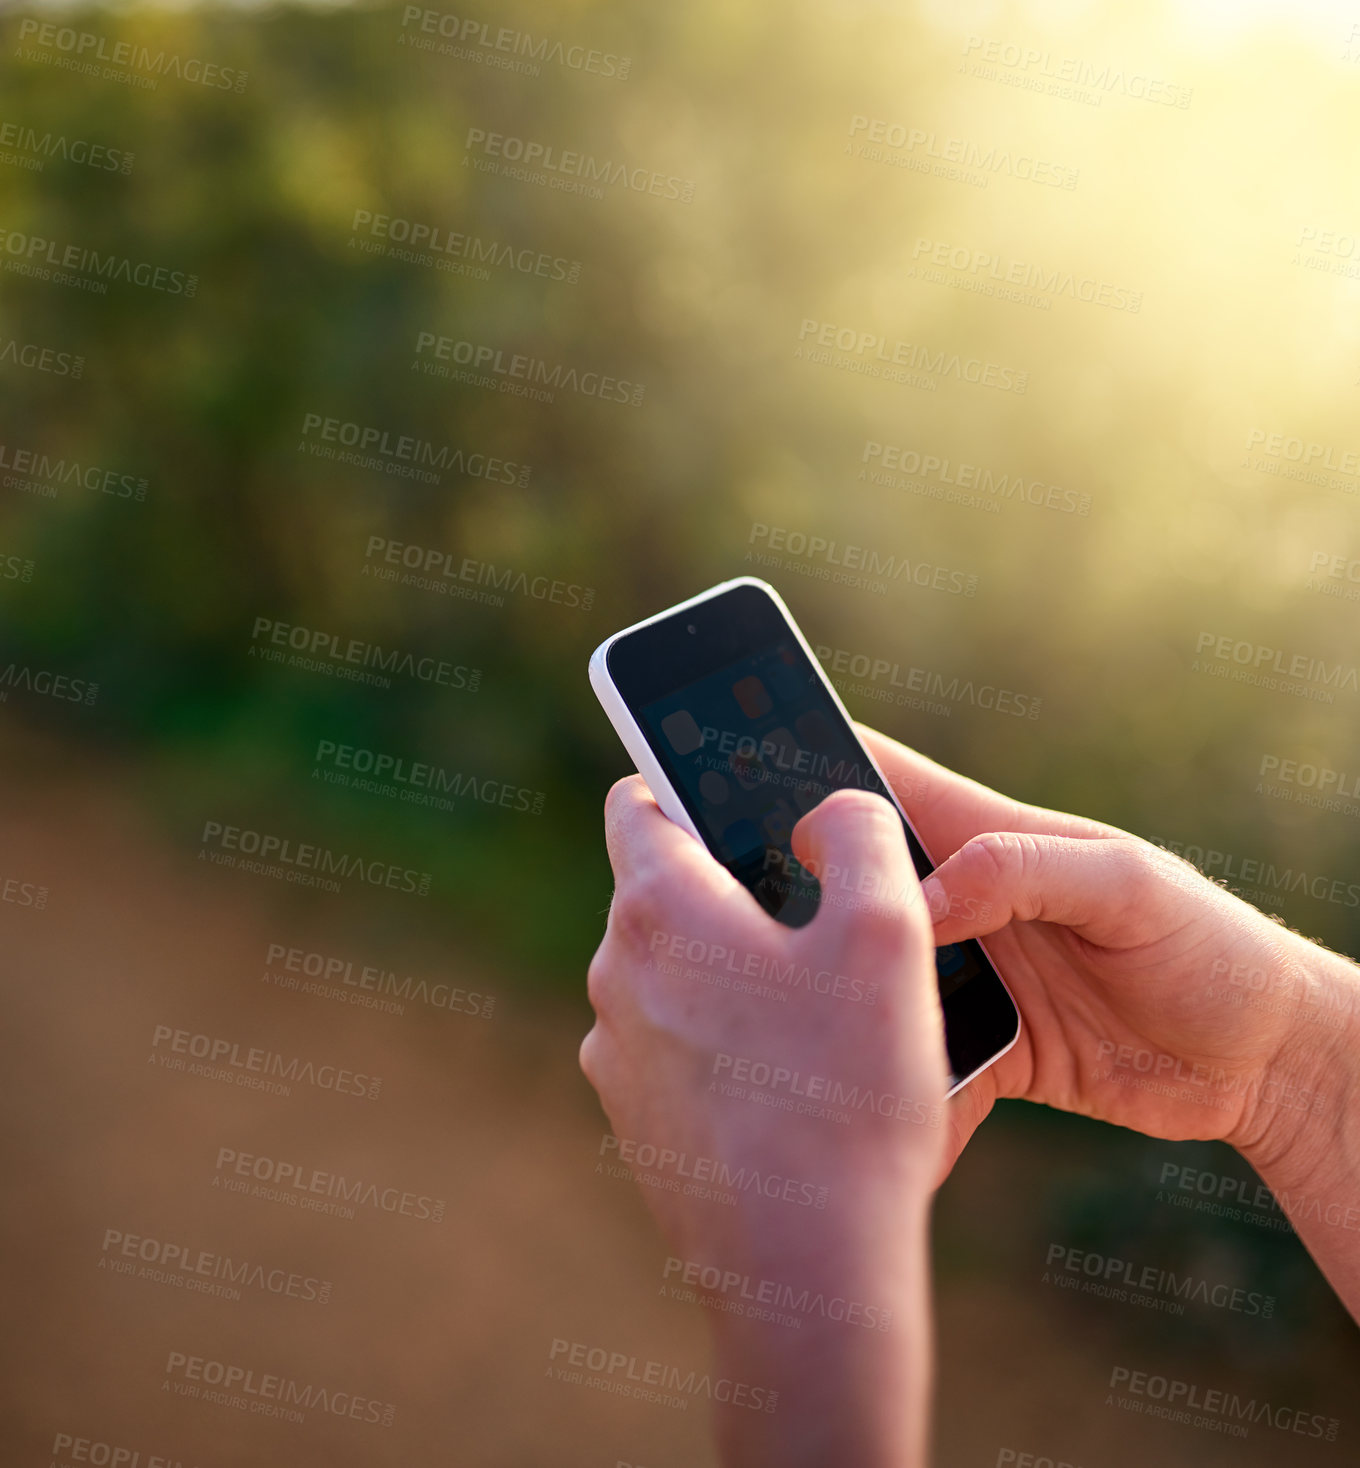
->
[732,675,772,719]
[699,771,730,805]
[661,709,704,755]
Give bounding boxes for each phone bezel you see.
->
[589,575,1021,1095]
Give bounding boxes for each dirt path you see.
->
[2,728,1353,1466]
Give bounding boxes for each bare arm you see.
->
[581,782,947,1467]
[1236,942,1360,1318]
[865,718,1360,1325]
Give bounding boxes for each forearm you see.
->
[1240,941,1360,1320]
[705,1199,936,1468]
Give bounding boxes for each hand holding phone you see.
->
[581,770,947,1468]
[589,576,1020,1094]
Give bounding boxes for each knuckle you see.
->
[1117,834,1191,895]
[962,829,1032,885]
[578,1026,605,1088]
[603,774,642,828]
[609,892,653,959]
[956,831,1052,921]
[612,865,678,949]
[1099,832,1162,879]
[1112,833,1159,868]
[585,948,613,1013]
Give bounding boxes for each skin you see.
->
[582,781,947,1468]
[861,725,1360,1319]
[581,724,1360,1466]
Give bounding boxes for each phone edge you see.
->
[588,579,764,846]
[753,580,1023,1095]
[588,575,1021,1097]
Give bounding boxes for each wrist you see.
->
[1237,936,1360,1194]
[702,1193,935,1468]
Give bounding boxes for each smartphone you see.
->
[589,575,1020,1095]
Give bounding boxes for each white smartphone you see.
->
[589,575,1020,1096]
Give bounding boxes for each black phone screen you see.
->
[606,580,1019,1082]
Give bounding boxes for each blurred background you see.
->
[2,0,1358,1462]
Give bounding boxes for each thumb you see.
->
[922,830,1143,947]
[791,789,933,952]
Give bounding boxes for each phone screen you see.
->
[637,636,975,1000]
[605,580,1019,1080]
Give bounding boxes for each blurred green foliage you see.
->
[2,0,1357,992]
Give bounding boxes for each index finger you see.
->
[602,775,745,908]
[856,724,1115,861]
